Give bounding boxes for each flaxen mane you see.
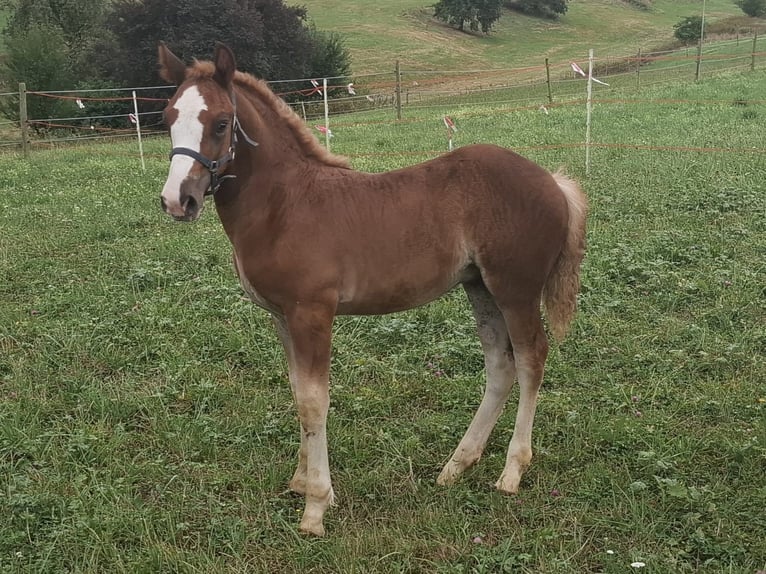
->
[187,61,350,170]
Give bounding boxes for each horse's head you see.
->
[158,42,237,221]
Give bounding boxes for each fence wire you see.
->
[0,36,763,164]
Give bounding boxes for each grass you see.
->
[1,68,765,572]
[298,0,756,73]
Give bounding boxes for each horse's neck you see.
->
[213,92,307,240]
[237,86,306,163]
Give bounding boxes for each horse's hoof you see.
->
[299,519,325,537]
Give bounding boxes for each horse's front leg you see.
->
[272,314,308,494]
[279,302,336,537]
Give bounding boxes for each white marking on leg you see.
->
[438,286,516,485]
[161,86,207,217]
[295,383,334,537]
[271,312,309,493]
[438,346,516,485]
[496,352,544,494]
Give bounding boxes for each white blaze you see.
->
[161,86,208,215]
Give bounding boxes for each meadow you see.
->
[299,0,758,72]
[1,67,765,574]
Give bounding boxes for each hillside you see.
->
[298,0,756,73]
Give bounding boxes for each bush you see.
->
[88,0,351,88]
[623,0,652,9]
[673,15,703,44]
[307,27,352,80]
[505,0,568,19]
[735,0,766,17]
[0,24,74,123]
[434,0,504,33]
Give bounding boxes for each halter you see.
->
[169,90,259,196]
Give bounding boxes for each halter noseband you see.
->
[169,90,259,196]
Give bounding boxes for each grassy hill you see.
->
[299,0,760,73]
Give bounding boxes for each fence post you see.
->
[19,82,29,158]
[752,33,758,72]
[636,48,641,90]
[695,36,703,81]
[322,78,330,152]
[131,91,146,172]
[395,60,402,121]
[585,49,594,176]
[545,58,553,103]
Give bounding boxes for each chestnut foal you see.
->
[158,43,587,536]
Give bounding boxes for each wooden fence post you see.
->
[19,82,29,158]
[395,60,402,121]
[752,33,758,72]
[636,48,641,90]
[695,31,704,81]
[545,58,553,103]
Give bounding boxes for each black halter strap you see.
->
[169,90,259,196]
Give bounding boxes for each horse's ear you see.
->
[213,43,236,89]
[158,42,187,85]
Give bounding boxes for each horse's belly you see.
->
[233,252,280,313]
[336,263,478,315]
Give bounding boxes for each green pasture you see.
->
[1,69,765,572]
[300,0,756,73]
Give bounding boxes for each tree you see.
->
[0,0,105,121]
[307,28,352,80]
[505,0,568,19]
[673,15,703,44]
[0,24,73,122]
[89,0,350,87]
[735,0,766,17]
[433,0,504,33]
[2,0,108,69]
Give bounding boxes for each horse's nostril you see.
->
[160,196,168,212]
[183,195,198,215]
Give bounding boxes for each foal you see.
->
[158,43,587,536]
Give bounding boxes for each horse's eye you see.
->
[216,120,228,135]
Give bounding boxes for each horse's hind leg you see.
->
[437,280,517,485]
[494,301,548,494]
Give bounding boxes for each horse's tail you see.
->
[543,170,588,342]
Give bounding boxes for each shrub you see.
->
[673,15,704,44]
[0,24,73,123]
[735,0,766,18]
[623,0,652,9]
[505,0,568,19]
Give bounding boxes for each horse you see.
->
[157,42,587,537]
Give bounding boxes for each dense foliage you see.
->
[622,0,653,9]
[735,0,766,17]
[433,0,504,33]
[673,15,704,44]
[0,0,351,121]
[505,0,568,19]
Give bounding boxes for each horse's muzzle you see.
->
[160,192,202,221]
